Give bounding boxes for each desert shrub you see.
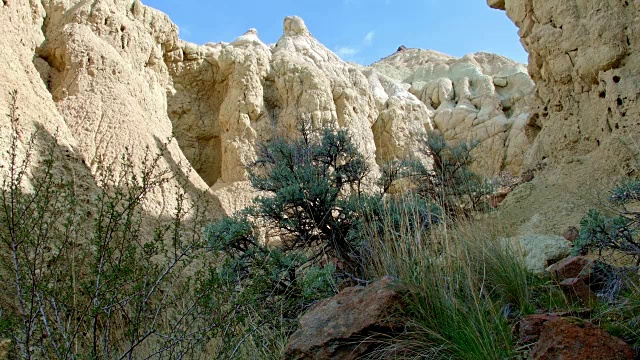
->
[204,124,380,356]
[407,131,494,220]
[0,91,220,359]
[575,177,640,266]
[246,124,371,269]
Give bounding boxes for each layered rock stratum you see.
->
[2,0,636,235]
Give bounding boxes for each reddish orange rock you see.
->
[530,318,634,360]
[547,256,593,281]
[284,276,405,360]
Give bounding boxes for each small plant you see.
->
[408,131,494,220]
[575,178,640,266]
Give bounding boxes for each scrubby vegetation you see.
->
[0,91,221,358]
[575,177,640,266]
[1,90,638,359]
[406,132,494,220]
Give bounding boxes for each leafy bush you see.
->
[575,178,640,266]
[408,131,494,220]
[247,125,371,269]
[0,91,220,358]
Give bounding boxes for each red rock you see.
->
[515,314,562,345]
[530,318,634,360]
[560,277,597,305]
[488,188,512,208]
[563,226,580,243]
[284,276,405,360]
[547,256,593,281]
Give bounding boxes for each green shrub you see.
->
[575,178,640,266]
[0,91,220,358]
[407,131,494,220]
[247,125,371,269]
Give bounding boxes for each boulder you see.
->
[503,234,572,273]
[547,256,594,281]
[284,276,406,360]
[530,318,634,360]
[559,277,597,305]
[515,314,562,345]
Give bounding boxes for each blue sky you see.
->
[143,0,528,65]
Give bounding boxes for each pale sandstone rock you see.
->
[364,69,433,164]
[167,15,382,208]
[502,233,573,274]
[502,215,573,273]
[488,0,640,235]
[1,0,221,219]
[0,0,539,219]
[490,0,639,169]
[371,49,535,176]
[0,0,73,172]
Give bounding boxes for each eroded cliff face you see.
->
[371,49,534,175]
[488,0,640,234]
[166,17,381,187]
[1,0,221,218]
[166,16,535,205]
[490,0,639,168]
[1,0,538,217]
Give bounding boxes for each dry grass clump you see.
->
[364,200,531,359]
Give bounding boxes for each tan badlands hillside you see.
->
[0,0,638,235]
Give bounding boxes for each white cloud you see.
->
[335,29,376,61]
[363,31,375,46]
[336,47,359,58]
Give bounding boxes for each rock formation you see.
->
[1,0,539,218]
[164,15,535,212]
[1,0,221,218]
[167,16,384,211]
[285,276,406,360]
[489,0,638,168]
[488,0,640,234]
[371,49,534,176]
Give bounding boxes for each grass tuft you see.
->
[364,200,530,359]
